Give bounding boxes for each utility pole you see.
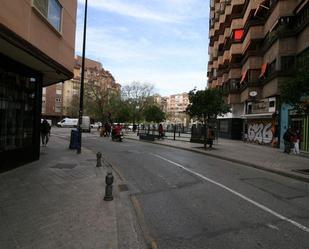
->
[77,0,88,154]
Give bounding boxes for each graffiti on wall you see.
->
[247,120,275,144]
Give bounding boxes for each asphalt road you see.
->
[53,128,309,249]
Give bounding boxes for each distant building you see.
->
[0,0,77,169]
[155,93,190,125]
[42,56,120,122]
[208,0,309,150]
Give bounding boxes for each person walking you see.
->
[40,119,50,147]
[283,128,292,154]
[158,123,164,140]
[293,129,301,154]
[207,126,215,148]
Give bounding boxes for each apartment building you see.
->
[208,0,309,151]
[164,93,190,125]
[0,0,77,169]
[43,56,121,121]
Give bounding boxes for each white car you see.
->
[91,122,102,128]
[57,118,78,128]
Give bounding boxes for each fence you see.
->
[138,125,191,142]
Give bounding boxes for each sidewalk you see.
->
[0,136,145,249]
[125,132,309,183]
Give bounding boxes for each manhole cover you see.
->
[118,184,129,192]
[51,163,77,169]
[293,169,309,175]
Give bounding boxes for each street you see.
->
[53,128,309,249]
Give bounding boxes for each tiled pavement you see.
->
[0,136,145,249]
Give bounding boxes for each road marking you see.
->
[152,153,309,233]
[267,224,279,230]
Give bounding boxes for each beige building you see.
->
[156,93,190,125]
[43,56,121,121]
[0,0,77,168]
[208,0,309,146]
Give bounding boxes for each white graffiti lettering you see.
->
[248,122,273,144]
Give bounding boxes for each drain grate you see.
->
[51,163,77,169]
[118,184,129,192]
[293,169,309,175]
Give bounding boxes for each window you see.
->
[281,56,295,73]
[267,59,277,76]
[0,69,37,152]
[33,0,62,32]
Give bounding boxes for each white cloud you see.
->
[75,0,209,96]
[77,0,208,23]
[114,67,207,95]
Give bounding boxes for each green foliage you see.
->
[280,53,309,114]
[112,100,132,123]
[121,82,155,124]
[186,88,230,123]
[143,105,165,123]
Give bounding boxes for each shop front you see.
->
[0,21,74,171]
[289,110,309,153]
[0,55,42,171]
[243,97,279,147]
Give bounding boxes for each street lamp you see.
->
[77,0,88,154]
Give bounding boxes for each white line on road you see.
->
[152,153,309,233]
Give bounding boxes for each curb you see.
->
[125,136,309,184]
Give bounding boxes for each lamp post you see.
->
[77,0,88,154]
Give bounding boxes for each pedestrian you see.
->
[293,129,301,154]
[158,123,164,139]
[283,128,292,154]
[207,126,215,148]
[40,119,50,147]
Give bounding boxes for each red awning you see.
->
[259,63,268,78]
[240,70,247,84]
[254,0,270,18]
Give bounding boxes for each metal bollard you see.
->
[96,152,102,167]
[104,172,114,201]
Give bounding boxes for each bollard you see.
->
[104,172,114,201]
[96,152,102,167]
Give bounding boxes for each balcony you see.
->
[262,16,295,52]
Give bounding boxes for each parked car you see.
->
[57,118,78,128]
[81,116,91,132]
[91,122,102,129]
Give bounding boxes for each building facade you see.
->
[208,0,309,150]
[0,0,77,170]
[42,56,121,122]
[157,93,190,125]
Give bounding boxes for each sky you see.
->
[75,0,210,96]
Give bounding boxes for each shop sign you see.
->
[250,97,276,114]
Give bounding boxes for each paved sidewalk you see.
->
[125,132,309,183]
[0,136,145,249]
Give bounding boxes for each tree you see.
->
[280,53,309,114]
[121,82,155,124]
[66,95,79,118]
[186,88,230,148]
[84,69,120,123]
[143,105,165,123]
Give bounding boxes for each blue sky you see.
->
[75,0,209,96]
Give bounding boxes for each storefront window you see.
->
[0,68,36,152]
